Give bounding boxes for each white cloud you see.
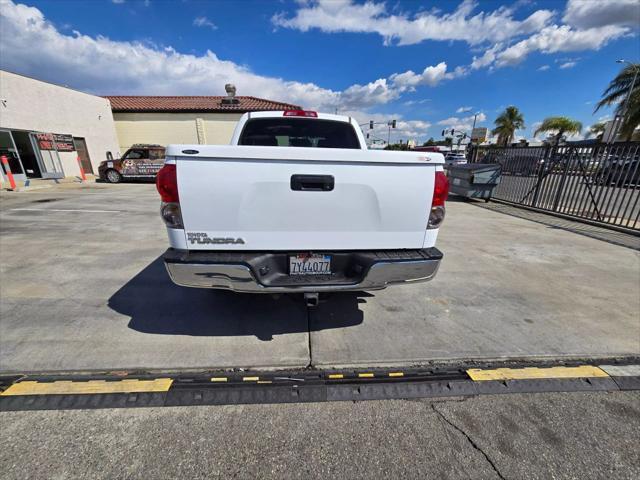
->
[403,98,431,106]
[356,110,432,142]
[563,0,640,29]
[0,0,437,141]
[494,24,629,67]
[390,62,449,89]
[193,16,217,30]
[559,61,576,69]
[340,78,400,110]
[538,65,550,71]
[470,42,502,70]
[112,0,125,4]
[273,0,553,46]
[273,0,636,77]
[456,106,473,113]
[0,0,334,110]
[390,62,467,90]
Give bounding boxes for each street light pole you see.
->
[471,112,480,146]
[611,59,639,142]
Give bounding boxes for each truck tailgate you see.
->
[176,149,437,251]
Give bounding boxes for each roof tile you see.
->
[104,95,301,113]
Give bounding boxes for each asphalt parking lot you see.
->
[1,182,638,372]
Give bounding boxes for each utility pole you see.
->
[472,112,480,131]
[471,112,480,146]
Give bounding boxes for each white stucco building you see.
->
[0,70,120,182]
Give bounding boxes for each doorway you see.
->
[0,130,26,181]
[11,131,42,178]
[29,133,64,179]
[73,137,93,174]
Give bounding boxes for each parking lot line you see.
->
[467,366,609,381]
[0,378,173,396]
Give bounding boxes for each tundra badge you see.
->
[187,232,245,245]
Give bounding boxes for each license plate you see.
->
[289,254,331,275]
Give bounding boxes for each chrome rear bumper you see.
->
[163,248,442,293]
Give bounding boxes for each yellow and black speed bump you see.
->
[1,359,639,411]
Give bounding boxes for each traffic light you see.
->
[369,121,374,129]
[391,119,397,128]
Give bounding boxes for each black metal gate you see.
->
[467,142,640,232]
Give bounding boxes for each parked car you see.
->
[98,144,166,183]
[444,152,467,166]
[596,155,640,187]
[156,110,448,306]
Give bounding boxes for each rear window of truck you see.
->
[239,118,361,149]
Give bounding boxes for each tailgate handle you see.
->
[290,174,334,191]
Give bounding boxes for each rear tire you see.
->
[106,169,122,183]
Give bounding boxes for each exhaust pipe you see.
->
[304,292,319,308]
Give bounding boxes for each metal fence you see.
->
[467,142,640,232]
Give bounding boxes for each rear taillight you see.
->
[428,171,449,229]
[283,110,318,117]
[156,164,179,202]
[156,164,183,229]
[432,171,449,207]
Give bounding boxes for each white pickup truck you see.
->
[156,110,448,306]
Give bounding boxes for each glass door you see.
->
[0,129,27,182]
[30,133,65,179]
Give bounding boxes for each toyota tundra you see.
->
[157,110,448,305]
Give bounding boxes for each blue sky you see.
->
[1,0,639,142]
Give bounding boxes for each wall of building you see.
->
[0,70,121,177]
[113,112,243,151]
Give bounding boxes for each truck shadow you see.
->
[109,257,365,341]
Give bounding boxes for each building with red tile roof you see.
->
[105,95,301,113]
[104,92,302,150]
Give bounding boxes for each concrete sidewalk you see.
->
[1,391,639,479]
[0,184,638,372]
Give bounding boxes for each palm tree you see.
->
[589,122,607,141]
[492,106,525,146]
[534,116,582,145]
[595,63,640,140]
